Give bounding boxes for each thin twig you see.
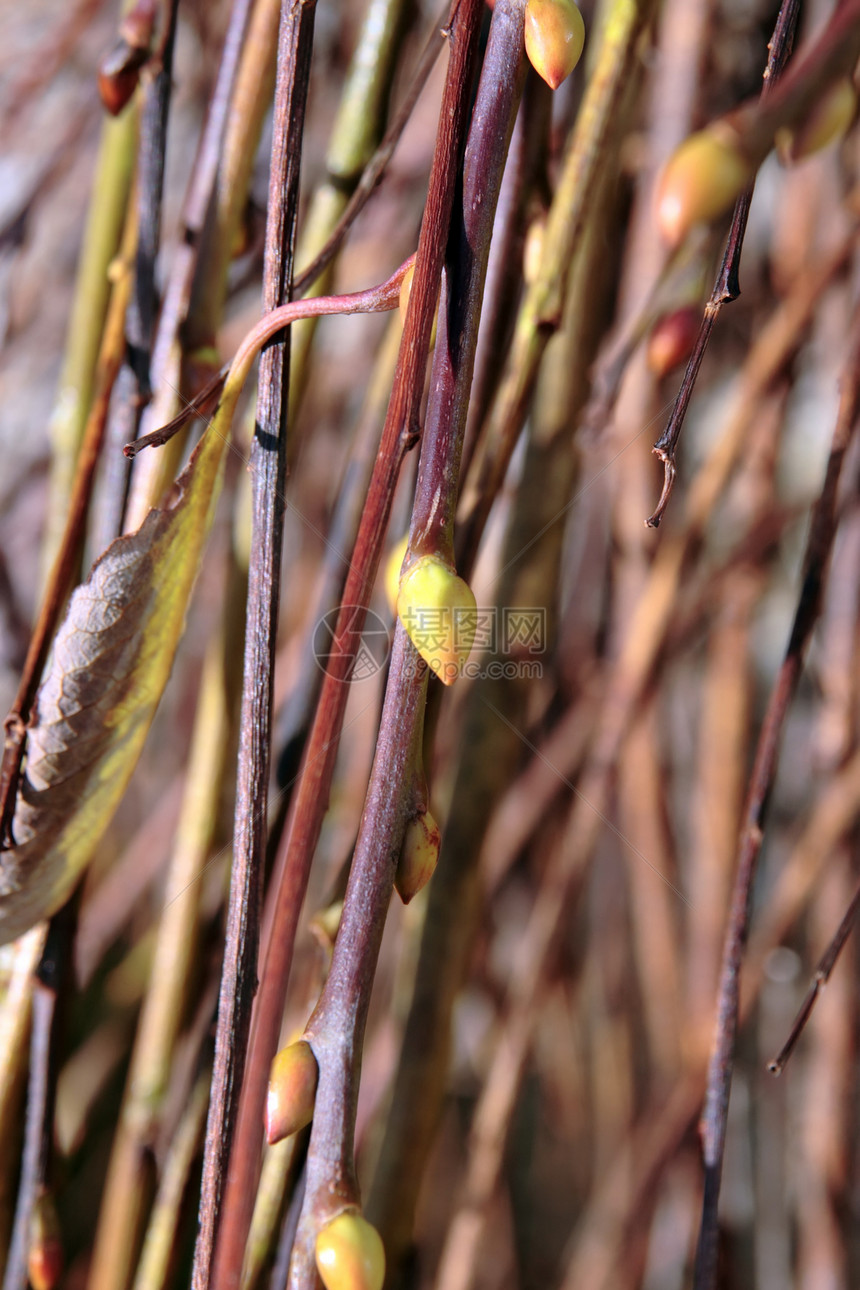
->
[92,0,179,550]
[192,6,316,1288]
[289,2,526,1280]
[0,206,136,849]
[645,0,800,527]
[291,5,448,296]
[768,875,860,1075]
[2,911,70,1290]
[694,302,860,1290]
[213,5,484,1282]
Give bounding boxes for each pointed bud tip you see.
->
[28,1191,62,1290]
[315,1212,385,1290]
[397,556,477,684]
[266,1040,319,1144]
[656,127,750,246]
[524,0,585,91]
[395,811,441,904]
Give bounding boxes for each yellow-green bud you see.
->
[310,899,344,953]
[265,1040,319,1144]
[28,1189,63,1290]
[397,555,477,685]
[384,534,409,615]
[777,77,857,163]
[315,1211,386,1290]
[395,810,441,904]
[524,0,585,91]
[656,125,750,246]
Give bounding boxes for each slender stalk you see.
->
[92,0,179,551]
[291,7,448,296]
[212,5,484,1281]
[457,0,657,575]
[131,1072,211,1290]
[289,6,527,1284]
[0,203,136,848]
[193,7,316,1287]
[87,621,234,1290]
[124,0,258,527]
[646,0,800,527]
[694,304,860,1290]
[287,0,410,427]
[42,106,136,571]
[767,873,860,1075]
[2,911,70,1290]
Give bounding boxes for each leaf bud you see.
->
[265,1039,319,1145]
[384,535,409,614]
[656,125,750,246]
[522,214,547,285]
[97,0,156,116]
[646,306,699,378]
[310,899,344,953]
[315,1211,386,1290]
[28,1188,63,1290]
[776,77,857,163]
[396,555,477,685]
[395,810,441,904]
[524,0,585,91]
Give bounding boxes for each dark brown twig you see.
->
[768,874,860,1075]
[645,0,800,527]
[291,4,448,296]
[694,302,860,1290]
[2,910,70,1290]
[92,0,180,550]
[192,5,316,1288]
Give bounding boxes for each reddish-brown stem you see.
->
[209,3,484,1284]
[288,7,527,1285]
[693,305,860,1290]
[407,0,527,567]
[193,5,316,1288]
[291,3,448,296]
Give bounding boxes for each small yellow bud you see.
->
[28,1189,63,1290]
[522,215,547,284]
[776,77,857,163]
[397,555,477,684]
[399,263,415,324]
[384,535,409,615]
[395,810,441,904]
[266,1040,319,1144]
[646,306,700,378]
[656,125,750,246]
[310,899,344,953]
[524,0,585,91]
[315,1211,385,1290]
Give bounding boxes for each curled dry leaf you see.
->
[0,425,227,946]
[0,259,411,947]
